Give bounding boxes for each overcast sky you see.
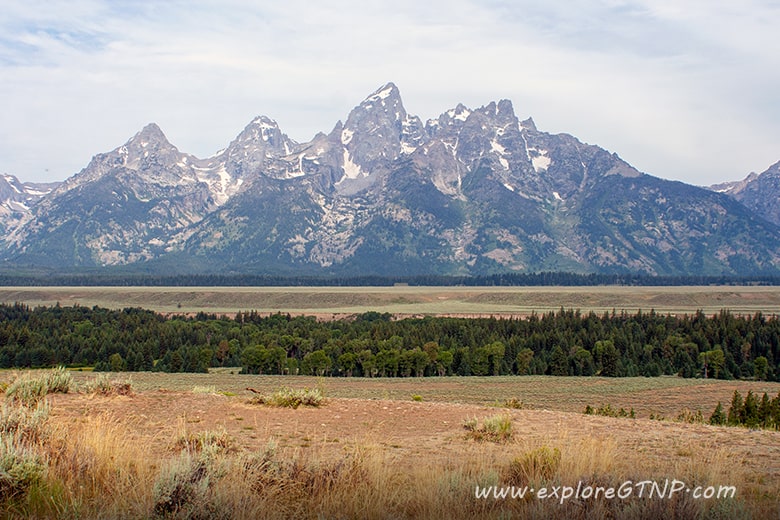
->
[1,0,778,185]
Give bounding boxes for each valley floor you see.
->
[8,372,774,518]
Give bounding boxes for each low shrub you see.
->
[503,397,526,409]
[82,374,133,396]
[463,414,513,442]
[152,452,220,519]
[174,427,235,454]
[44,366,73,394]
[505,446,561,485]
[0,402,50,443]
[676,408,705,424]
[583,403,635,419]
[5,368,73,406]
[0,433,47,501]
[248,387,324,409]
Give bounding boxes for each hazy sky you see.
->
[1,0,778,185]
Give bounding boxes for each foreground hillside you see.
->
[2,370,777,518]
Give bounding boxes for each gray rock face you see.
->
[0,174,59,236]
[711,161,780,227]
[3,83,780,276]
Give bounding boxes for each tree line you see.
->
[709,390,780,429]
[1,272,780,287]
[0,304,778,381]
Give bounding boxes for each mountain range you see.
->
[2,83,779,277]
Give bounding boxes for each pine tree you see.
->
[709,401,726,426]
[771,392,780,430]
[758,393,771,428]
[727,390,743,426]
[742,390,759,428]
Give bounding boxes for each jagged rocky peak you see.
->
[428,103,472,134]
[361,82,404,112]
[113,122,185,171]
[462,100,521,136]
[338,83,412,182]
[222,115,297,178]
[123,123,177,154]
[234,116,291,152]
[342,82,407,141]
[520,117,537,131]
[133,122,168,143]
[710,160,780,226]
[0,174,24,200]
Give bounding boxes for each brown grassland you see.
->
[1,369,778,519]
[4,285,780,316]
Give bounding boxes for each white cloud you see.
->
[0,0,778,185]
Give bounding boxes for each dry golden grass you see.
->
[0,396,778,519]
[4,285,780,315]
[0,372,776,518]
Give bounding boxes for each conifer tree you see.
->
[727,390,743,426]
[709,401,726,426]
[758,392,772,428]
[742,390,759,427]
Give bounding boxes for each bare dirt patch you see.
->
[47,388,780,494]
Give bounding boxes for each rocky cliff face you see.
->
[4,83,780,276]
[711,161,780,227]
[0,174,59,237]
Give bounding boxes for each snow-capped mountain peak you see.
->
[3,83,780,277]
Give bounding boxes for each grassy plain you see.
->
[1,370,777,518]
[3,285,780,316]
[63,371,780,418]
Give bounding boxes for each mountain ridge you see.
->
[708,160,780,227]
[2,83,779,276]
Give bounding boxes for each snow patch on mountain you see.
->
[340,149,363,182]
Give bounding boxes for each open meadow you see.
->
[1,369,778,518]
[3,285,780,316]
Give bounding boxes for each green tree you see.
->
[470,347,490,376]
[754,356,769,381]
[516,348,534,375]
[409,347,430,377]
[699,349,725,379]
[375,349,399,377]
[758,392,772,428]
[572,347,594,376]
[302,349,332,376]
[709,402,726,426]
[771,392,780,430]
[241,345,266,374]
[549,345,569,376]
[338,352,357,377]
[485,341,506,376]
[358,349,376,377]
[109,352,126,372]
[594,340,619,377]
[437,350,454,376]
[727,390,743,426]
[742,390,759,427]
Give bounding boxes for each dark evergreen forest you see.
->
[0,303,777,380]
